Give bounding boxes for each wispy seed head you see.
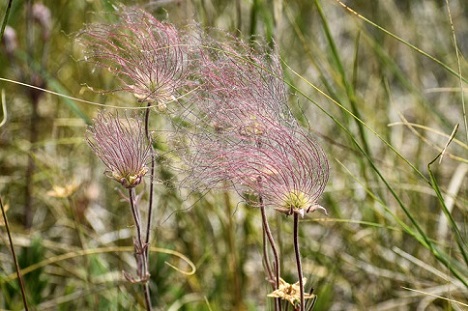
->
[192,34,294,136]
[189,123,329,216]
[80,7,186,106]
[86,111,150,188]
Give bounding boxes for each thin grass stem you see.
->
[0,196,29,311]
[259,195,281,311]
[24,96,38,229]
[223,191,244,307]
[444,0,468,144]
[428,155,468,268]
[0,90,7,127]
[0,0,13,41]
[334,0,468,84]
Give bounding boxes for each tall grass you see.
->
[0,0,467,310]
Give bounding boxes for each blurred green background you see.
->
[0,0,467,310]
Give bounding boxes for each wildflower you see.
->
[267,278,315,307]
[191,123,329,216]
[86,111,150,188]
[47,181,80,198]
[263,127,329,216]
[183,35,329,213]
[80,7,186,108]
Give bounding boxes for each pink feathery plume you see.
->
[80,7,186,109]
[86,111,151,189]
[191,121,329,216]
[185,37,329,215]
[195,37,294,135]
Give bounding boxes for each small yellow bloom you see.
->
[283,190,308,210]
[267,278,315,307]
[274,190,328,217]
[47,182,79,198]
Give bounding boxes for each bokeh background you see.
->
[0,0,467,310]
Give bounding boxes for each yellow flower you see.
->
[47,182,80,198]
[267,278,315,307]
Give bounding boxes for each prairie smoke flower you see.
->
[191,122,329,216]
[80,7,186,109]
[86,111,150,188]
[186,39,328,214]
[256,126,328,217]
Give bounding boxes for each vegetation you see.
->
[0,0,467,310]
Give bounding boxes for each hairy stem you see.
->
[129,188,151,311]
[143,103,155,310]
[293,213,304,311]
[144,103,155,260]
[129,189,144,247]
[143,282,152,311]
[262,223,274,283]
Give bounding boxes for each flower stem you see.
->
[262,223,274,283]
[143,282,152,311]
[144,103,155,260]
[293,213,304,311]
[128,188,151,311]
[129,189,144,247]
[143,103,155,311]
